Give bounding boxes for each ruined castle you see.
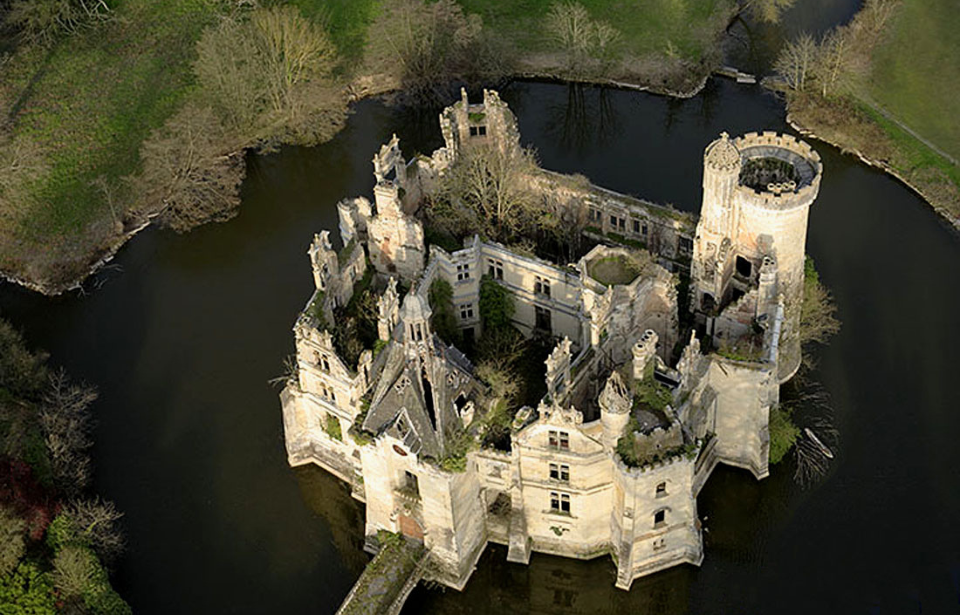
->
[280,90,822,590]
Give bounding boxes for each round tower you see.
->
[599,371,632,450]
[732,132,821,381]
[691,131,822,382]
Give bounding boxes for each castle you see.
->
[280,90,821,590]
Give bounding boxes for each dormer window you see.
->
[548,430,569,451]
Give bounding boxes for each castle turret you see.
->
[691,131,821,382]
[600,371,631,450]
[309,231,337,292]
[632,329,659,381]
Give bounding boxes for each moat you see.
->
[0,77,958,612]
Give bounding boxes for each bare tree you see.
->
[194,6,346,145]
[746,0,797,23]
[437,142,540,242]
[7,0,111,44]
[63,498,125,563]
[137,104,245,232]
[814,29,853,98]
[41,368,97,497]
[545,2,622,76]
[51,544,97,599]
[365,0,507,101]
[799,260,840,347]
[774,33,818,92]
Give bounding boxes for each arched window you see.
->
[656,482,667,497]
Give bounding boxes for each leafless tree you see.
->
[436,142,541,243]
[799,264,840,347]
[745,0,797,23]
[7,0,112,44]
[365,0,508,101]
[41,368,97,497]
[0,505,26,576]
[51,544,97,599]
[137,104,245,232]
[63,497,125,563]
[194,6,347,146]
[813,29,853,98]
[774,33,818,92]
[545,2,622,76]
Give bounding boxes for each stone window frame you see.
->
[487,259,504,280]
[534,275,551,298]
[548,463,570,482]
[549,491,571,515]
[656,482,667,498]
[459,304,474,320]
[548,430,570,451]
[653,508,667,529]
[456,263,471,281]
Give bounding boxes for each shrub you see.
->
[769,404,800,464]
[324,414,342,441]
[0,506,26,577]
[0,562,57,615]
[479,276,514,331]
[428,278,460,345]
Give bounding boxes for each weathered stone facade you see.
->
[280,92,818,592]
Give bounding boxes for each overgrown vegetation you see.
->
[364,0,510,102]
[0,0,347,291]
[428,278,459,346]
[768,404,800,465]
[331,267,379,367]
[324,414,343,441]
[0,318,129,613]
[428,142,541,245]
[775,0,960,225]
[799,257,840,348]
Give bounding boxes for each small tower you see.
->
[599,371,631,450]
[308,231,338,292]
[632,330,659,382]
[377,277,401,341]
[400,291,433,368]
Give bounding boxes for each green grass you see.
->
[456,0,732,60]
[283,0,381,61]
[857,102,960,196]
[867,0,960,162]
[7,1,223,239]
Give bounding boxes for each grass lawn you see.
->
[0,0,226,284]
[457,0,733,61]
[0,0,733,290]
[867,0,960,162]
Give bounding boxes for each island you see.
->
[278,90,821,608]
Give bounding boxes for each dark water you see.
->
[1,79,959,615]
[724,0,863,76]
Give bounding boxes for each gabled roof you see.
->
[363,343,442,458]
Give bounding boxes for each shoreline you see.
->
[7,66,955,297]
[1,66,713,297]
[785,106,960,235]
